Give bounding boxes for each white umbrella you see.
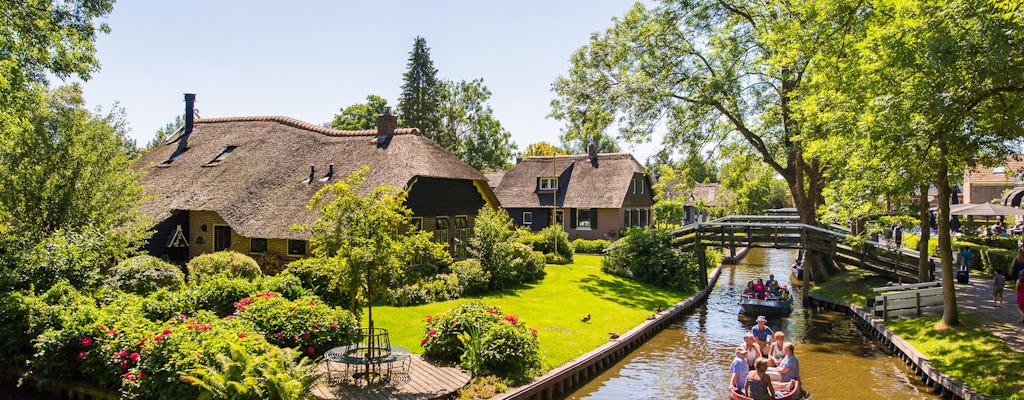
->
[948,202,1024,216]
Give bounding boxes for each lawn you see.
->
[811,266,891,307]
[366,255,689,371]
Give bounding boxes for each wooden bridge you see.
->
[673,215,930,286]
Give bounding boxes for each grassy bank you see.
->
[813,266,1023,399]
[368,255,688,371]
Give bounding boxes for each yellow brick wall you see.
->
[188,211,309,259]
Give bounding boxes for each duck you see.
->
[580,314,591,323]
[646,314,656,320]
[654,306,663,313]
[608,332,620,340]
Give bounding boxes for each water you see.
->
[569,248,937,399]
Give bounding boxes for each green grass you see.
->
[811,266,891,307]
[888,314,1024,400]
[366,255,688,371]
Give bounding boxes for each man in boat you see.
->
[765,274,778,289]
[751,316,774,356]
[730,347,750,392]
[766,342,800,386]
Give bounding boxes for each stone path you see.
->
[952,273,1024,351]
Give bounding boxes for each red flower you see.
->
[225,315,234,320]
[116,350,127,359]
[312,322,318,328]
[307,347,315,354]
[420,338,428,346]
[140,338,147,345]
[529,327,538,336]
[330,322,338,329]
[123,372,137,381]
[428,329,437,337]
[487,309,498,315]
[77,351,87,359]
[425,315,433,321]
[81,337,93,347]
[129,352,140,362]
[238,333,247,339]
[503,315,518,325]
[154,335,164,342]
[121,360,128,370]
[200,325,211,331]
[303,333,311,340]
[275,332,284,339]
[162,329,173,335]
[309,300,316,306]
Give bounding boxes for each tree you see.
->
[330,95,388,130]
[551,1,870,281]
[560,130,621,154]
[398,36,445,149]
[522,142,565,157]
[439,79,517,171]
[144,115,183,152]
[717,147,791,215]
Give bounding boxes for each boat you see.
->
[729,379,802,400]
[739,295,794,316]
[789,266,803,287]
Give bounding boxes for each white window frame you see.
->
[539,177,558,190]
[523,212,533,225]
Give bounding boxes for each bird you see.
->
[608,332,620,340]
[646,314,656,320]
[654,306,663,313]
[580,314,591,323]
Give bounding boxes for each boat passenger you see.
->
[730,347,750,392]
[743,280,756,298]
[745,358,776,400]
[751,316,774,355]
[742,333,760,367]
[765,274,778,289]
[767,342,800,384]
[767,331,786,367]
[766,282,783,299]
[754,279,767,300]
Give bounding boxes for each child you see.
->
[993,269,1005,307]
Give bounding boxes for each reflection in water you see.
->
[569,248,937,399]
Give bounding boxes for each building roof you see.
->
[493,152,645,209]
[965,158,1024,185]
[686,183,724,207]
[134,115,489,240]
[484,171,506,189]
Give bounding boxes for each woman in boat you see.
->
[767,331,786,367]
[743,280,756,298]
[744,358,776,400]
[766,281,783,299]
[742,333,760,367]
[754,279,767,300]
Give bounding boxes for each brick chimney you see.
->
[376,107,397,149]
[176,93,196,155]
[588,142,598,166]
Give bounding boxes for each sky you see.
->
[79,1,660,161]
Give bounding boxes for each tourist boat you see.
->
[789,266,803,287]
[729,379,802,400]
[738,295,794,317]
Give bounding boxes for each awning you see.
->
[1003,187,1024,208]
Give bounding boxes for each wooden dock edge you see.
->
[806,293,994,400]
[493,267,724,400]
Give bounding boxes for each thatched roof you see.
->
[494,153,645,209]
[484,171,506,189]
[686,183,724,207]
[134,115,489,240]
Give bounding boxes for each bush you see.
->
[141,288,192,322]
[544,253,571,265]
[283,257,353,308]
[571,238,611,254]
[602,228,699,292]
[0,290,49,366]
[531,225,573,262]
[12,228,125,293]
[187,276,257,317]
[254,251,289,276]
[232,292,358,355]
[259,273,308,300]
[451,259,490,296]
[470,208,545,290]
[421,301,540,377]
[185,251,262,284]
[105,255,185,296]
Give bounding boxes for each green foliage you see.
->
[232,292,357,355]
[0,290,49,366]
[457,324,484,376]
[532,225,573,262]
[183,345,322,400]
[187,276,257,317]
[440,79,517,171]
[388,274,463,306]
[652,200,686,227]
[186,251,263,284]
[421,301,539,377]
[602,228,699,292]
[522,142,566,157]
[469,207,545,290]
[282,257,352,308]
[716,149,792,215]
[8,227,131,293]
[571,239,611,254]
[141,287,192,322]
[560,130,620,155]
[330,94,388,130]
[106,255,185,296]
[450,258,491,296]
[398,36,444,146]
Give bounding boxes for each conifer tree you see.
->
[398,36,446,149]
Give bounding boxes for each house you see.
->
[492,146,654,240]
[963,157,1024,206]
[134,94,498,263]
[682,183,723,224]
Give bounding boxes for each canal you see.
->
[568,248,938,399]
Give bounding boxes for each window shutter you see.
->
[591,210,598,229]
[570,208,577,228]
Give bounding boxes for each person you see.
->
[744,358,776,400]
[767,281,783,299]
[767,342,800,384]
[765,274,778,289]
[892,224,903,248]
[742,280,756,298]
[754,279,767,300]
[730,347,750,392]
[1016,273,1024,323]
[741,333,760,367]
[767,331,787,367]
[1010,249,1024,283]
[993,269,1006,308]
[959,247,974,273]
[751,316,774,355]
[1011,220,1024,236]
[951,216,961,233]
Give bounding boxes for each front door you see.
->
[554,209,564,227]
[214,225,232,251]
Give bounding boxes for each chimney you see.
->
[588,142,598,165]
[376,107,397,149]
[176,93,196,155]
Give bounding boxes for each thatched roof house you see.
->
[492,146,654,240]
[135,95,497,262]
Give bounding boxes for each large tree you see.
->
[398,36,445,149]
[551,1,869,281]
[439,79,517,171]
[522,142,565,157]
[330,95,388,130]
[560,130,621,155]
[144,114,183,152]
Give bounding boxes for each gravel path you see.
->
[952,273,1024,351]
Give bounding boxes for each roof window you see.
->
[203,145,237,167]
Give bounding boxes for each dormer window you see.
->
[204,145,237,166]
[539,177,558,190]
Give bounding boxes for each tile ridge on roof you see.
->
[195,116,420,137]
[523,151,635,160]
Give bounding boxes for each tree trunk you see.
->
[787,153,839,284]
[935,146,960,326]
[918,184,932,282]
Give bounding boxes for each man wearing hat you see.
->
[729,346,749,391]
[751,315,774,356]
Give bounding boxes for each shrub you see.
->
[421,301,540,377]
[544,253,571,265]
[187,276,257,317]
[0,290,49,366]
[602,228,699,292]
[12,228,124,293]
[259,272,308,300]
[185,251,262,284]
[422,302,503,361]
[254,251,289,276]
[470,208,545,289]
[283,257,353,308]
[531,225,573,262]
[479,317,540,376]
[571,238,611,254]
[232,292,358,355]
[451,259,490,296]
[388,274,463,306]
[141,288,192,322]
[105,255,185,296]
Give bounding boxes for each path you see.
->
[310,355,470,400]
[952,274,1024,351]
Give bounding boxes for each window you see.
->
[410,217,423,231]
[213,225,232,251]
[539,177,558,190]
[211,146,237,163]
[250,238,267,254]
[577,208,592,229]
[632,176,644,194]
[436,217,450,230]
[454,215,468,229]
[287,240,306,256]
[523,212,533,225]
[554,210,564,226]
[435,217,450,244]
[641,208,649,227]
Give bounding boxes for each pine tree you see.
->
[397,36,447,148]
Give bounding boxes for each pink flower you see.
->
[201,325,210,331]
[303,333,311,340]
[77,351,87,359]
[225,315,234,320]
[81,337,94,347]
[503,315,518,325]
[177,314,186,320]
[309,300,316,306]
[330,322,338,329]
[420,338,428,346]
[425,315,432,321]
[275,332,284,339]
[106,328,117,335]
[121,360,129,370]
[312,322,318,328]
[140,338,147,345]
[154,335,164,342]
[123,372,137,381]
[238,333,247,339]
[129,352,140,361]
[428,329,437,337]
[116,350,128,359]
[307,347,315,354]
[487,309,498,315]
[162,329,173,335]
